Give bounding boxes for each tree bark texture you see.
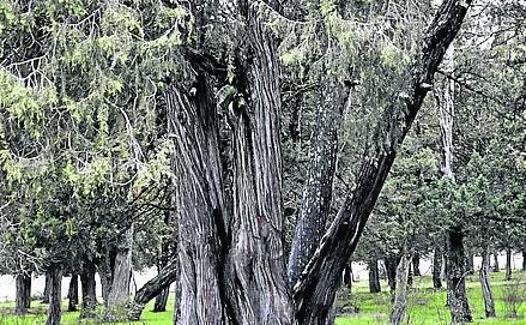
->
[67,274,79,312]
[106,224,134,317]
[173,1,472,324]
[127,260,177,320]
[287,72,348,286]
[433,248,443,289]
[45,267,62,325]
[15,273,31,314]
[446,227,472,323]
[80,264,97,319]
[480,247,496,318]
[368,259,381,293]
[390,254,411,325]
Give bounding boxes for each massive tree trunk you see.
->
[106,225,134,319]
[15,273,31,314]
[45,266,62,325]
[446,227,472,323]
[287,72,348,286]
[433,248,443,289]
[67,274,79,312]
[80,264,97,319]
[390,254,412,325]
[480,247,496,318]
[293,3,472,322]
[505,247,512,280]
[368,258,381,293]
[127,260,177,321]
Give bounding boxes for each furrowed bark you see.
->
[433,248,443,289]
[368,259,381,293]
[292,2,473,322]
[80,263,97,319]
[15,273,31,314]
[287,72,348,286]
[446,227,472,323]
[45,266,62,325]
[480,247,496,318]
[390,254,411,325]
[127,260,177,320]
[67,274,79,312]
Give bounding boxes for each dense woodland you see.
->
[0,0,525,324]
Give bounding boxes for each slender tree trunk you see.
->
[42,272,51,303]
[127,260,177,320]
[466,253,474,275]
[106,225,134,319]
[80,264,97,319]
[368,259,381,293]
[433,248,443,289]
[505,247,512,280]
[15,273,31,314]
[412,253,421,276]
[390,254,412,325]
[522,249,526,272]
[45,267,62,325]
[479,247,496,318]
[491,252,500,272]
[67,274,79,312]
[99,248,116,306]
[446,227,472,323]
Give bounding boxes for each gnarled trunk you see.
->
[480,247,496,318]
[15,273,31,314]
[45,266,62,325]
[67,274,79,312]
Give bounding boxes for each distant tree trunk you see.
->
[343,263,353,289]
[15,273,31,314]
[42,272,51,303]
[390,254,411,325]
[45,266,62,325]
[368,259,381,293]
[491,252,500,272]
[466,253,474,275]
[479,247,496,318]
[433,248,443,289]
[80,264,97,318]
[67,274,79,312]
[412,253,421,276]
[505,247,512,280]
[522,249,526,272]
[385,255,400,293]
[106,225,134,319]
[446,227,472,323]
[127,260,177,320]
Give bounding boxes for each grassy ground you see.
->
[0,271,524,324]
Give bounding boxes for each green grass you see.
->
[1,272,525,324]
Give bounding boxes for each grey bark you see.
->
[80,264,97,318]
[368,259,381,293]
[293,3,473,322]
[127,260,177,320]
[45,267,62,325]
[480,247,496,318]
[446,227,472,323]
[15,273,31,314]
[433,248,443,289]
[67,274,79,312]
[390,254,412,325]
